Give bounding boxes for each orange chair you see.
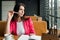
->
[30,16,37,21]
[0,21,7,40]
[33,21,47,36]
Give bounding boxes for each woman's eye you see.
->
[19,9,22,10]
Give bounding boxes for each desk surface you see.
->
[0,35,41,40]
[42,33,59,40]
[0,35,18,40]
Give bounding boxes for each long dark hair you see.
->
[11,3,26,21]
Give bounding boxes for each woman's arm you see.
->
[5,11,14,34]
[4,11,14,40]
[5,21,10,34]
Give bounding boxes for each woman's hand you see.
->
[7,11,14,21]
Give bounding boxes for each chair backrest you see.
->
[33,21,47,36]
[37,17,42,21]
[0,21,7,37]
[30,16,37,21]
[30,16,42,21]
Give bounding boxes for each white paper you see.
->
[29,35,41,40]
[18,35,29,40]
[18,35,41,40]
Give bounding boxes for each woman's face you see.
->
[18,6,25,17]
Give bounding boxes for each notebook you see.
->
[18,35,41,40]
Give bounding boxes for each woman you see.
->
[4,3,35,40]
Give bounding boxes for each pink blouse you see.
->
[10,17,35,35]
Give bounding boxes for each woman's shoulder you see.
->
[24,16,32,22]
[24,16,31,20]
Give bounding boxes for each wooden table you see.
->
[42,33,59,40]
[0,35,18,40]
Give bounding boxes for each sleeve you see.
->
[10,21,13,34]
[28,17,35,34]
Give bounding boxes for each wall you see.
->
[16,0,39,16]
[2,1,15,21]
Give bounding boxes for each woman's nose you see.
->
[22,11,24,13]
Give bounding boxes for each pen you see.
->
[14,12,18,14]
[9,11,18,14]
